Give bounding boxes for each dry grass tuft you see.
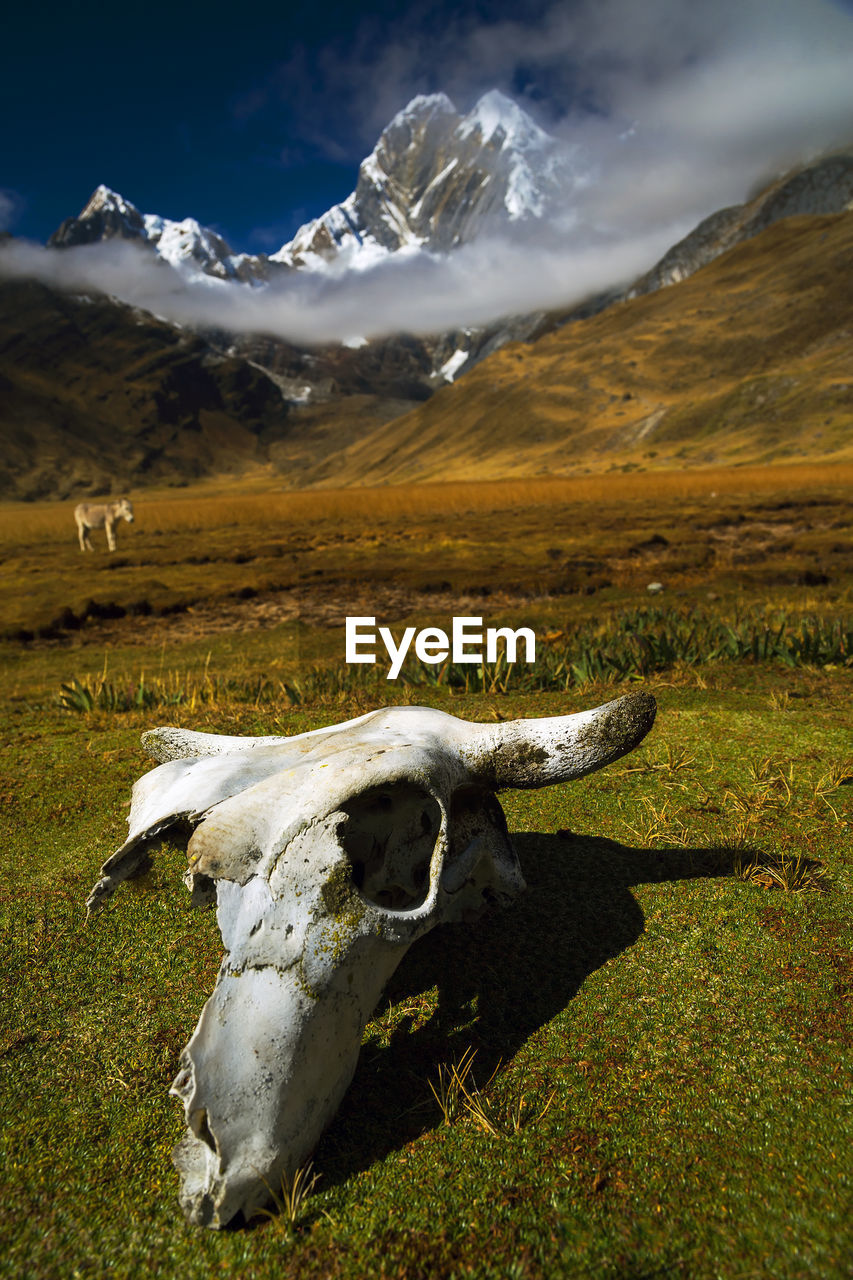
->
[256,1162,322,1232]
[431,1049,558,1138]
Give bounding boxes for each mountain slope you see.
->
[14,102,853,498]
[628,151,853,296]
[0,279,292,499]
[303,209,853,484]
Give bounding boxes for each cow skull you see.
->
[86,693,655,1228]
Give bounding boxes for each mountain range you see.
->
[2,90,853,498]
[49,91,579,284]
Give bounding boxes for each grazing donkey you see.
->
[75,498,135,552]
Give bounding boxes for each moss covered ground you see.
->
[1,464,851,1277]
[1,649,850,1279]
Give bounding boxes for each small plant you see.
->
[429,1045,477,1124]
[461,1071,558,1138]
[431,1050,557,1137]
[620,743,696,776]
[462,1076,558,1137]
[279,679,304,707]
[256,1161,321,1233]
[623,796,689,847]
[814,761,853,821]
[760,852,828,893]
[454,1055,504,1136]
[723,759,794,817]
[728,847,765,882]
[659,743,697,774]
[727,847,827,893]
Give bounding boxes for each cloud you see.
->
[235,0,853,167]
[0,223,684,344]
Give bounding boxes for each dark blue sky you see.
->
[1,0,565,251]
[3,0,853,255]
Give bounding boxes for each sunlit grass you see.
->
[3,461,853,551]
[2,645,852,1278]
[1,459,851,646]
[255,1163,322,1234]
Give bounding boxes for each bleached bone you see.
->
[86,694,655,1228]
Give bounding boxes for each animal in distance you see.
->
[74,498,135,551]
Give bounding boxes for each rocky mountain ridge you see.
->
[273,90,579,269]
[45,91,581,389]
[49,91,576,283]
[49,186,269,284]
[627,151,853,298]
[44,97,853,405]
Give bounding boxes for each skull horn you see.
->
[459,692,656,789]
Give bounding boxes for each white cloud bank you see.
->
[0,225,684,343]
[2,0,853,343]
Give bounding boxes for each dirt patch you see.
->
[47,582,545,650]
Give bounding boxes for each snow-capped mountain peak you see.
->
[143,213,236,277]
[272,89,580,268]
[459,89,552,153]
[50,184,149,245]
[81,184,143,221]
[387,92,457,131]
[50,186,269,283]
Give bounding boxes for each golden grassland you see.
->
[3,460,853,547]
[0,461,850,646]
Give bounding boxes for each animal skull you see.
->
[86,693,655,1228]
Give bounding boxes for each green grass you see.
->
[1,647,851,1279]
[15,605,852,716]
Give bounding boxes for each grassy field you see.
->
[2,462,852,643]
[1,465,851,1278]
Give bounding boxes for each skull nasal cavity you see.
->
[338,782,441,911]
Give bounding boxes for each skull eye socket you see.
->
[338,782,441,911]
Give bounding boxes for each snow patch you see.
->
[439,348,469,382]
[410,159,459,219]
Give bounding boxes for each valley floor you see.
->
[1,462,851,654]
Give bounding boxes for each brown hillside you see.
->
[310,211,853,484]
[0,279,292,500]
